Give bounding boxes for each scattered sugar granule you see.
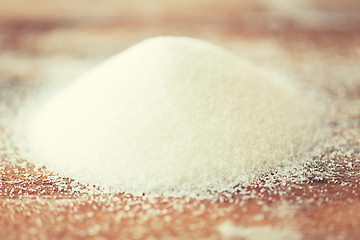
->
[19,36,320,196]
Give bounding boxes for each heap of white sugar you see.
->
[21,36,320,196]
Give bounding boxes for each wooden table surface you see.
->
[1,1,360,239]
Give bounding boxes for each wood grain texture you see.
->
[0,0,360,239]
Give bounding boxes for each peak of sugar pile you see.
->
[21,36,320,196]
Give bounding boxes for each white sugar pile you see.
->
[20,36,320,196]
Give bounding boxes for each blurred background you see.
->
[0,0,360,100]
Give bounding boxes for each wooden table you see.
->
[1,1,360,239]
